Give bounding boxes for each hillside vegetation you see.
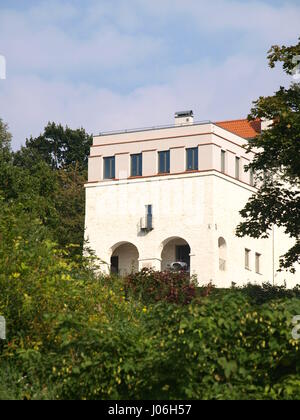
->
[0,200,300,399]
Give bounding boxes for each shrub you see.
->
[1,202,300,400]
[124,268,197,305]
[239,282,300,305]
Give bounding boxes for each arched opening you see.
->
[161,237,191,272]
[218,237,227,271]
[110,241,139,276]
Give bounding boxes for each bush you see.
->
[138,292,300,399]
[1,202,300,400]
[124,268,197,305]
[239,282,300,305]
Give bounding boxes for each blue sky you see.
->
[0,0,299,149]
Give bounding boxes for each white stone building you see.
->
[85,111,299,288]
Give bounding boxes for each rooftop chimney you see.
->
[175,110,194,126]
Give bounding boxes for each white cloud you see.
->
[0,11,164,75]
[0,51,291,149]
[141,0,300,43]
[0,0,298,149]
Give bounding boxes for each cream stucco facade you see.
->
[85,115,299,288]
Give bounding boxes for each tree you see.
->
[236,38,300,273]
[14,122,92,171]
[0,118,12,157]
[54,165,87,252]
[12,122,92,255]
[0,119,12,186]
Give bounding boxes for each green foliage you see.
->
[0,118,12,158]
[139,295,300,400]
[0,120,90,256]
[238,282,300,305]
[0,362,26,400]
[268,37,300,75]
[14,122,92,171]
[237,39,300,272]
[0,204,300,400]
[54,166,87,253]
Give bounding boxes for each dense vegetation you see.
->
[0,120,91,256]
[0,209,300,399]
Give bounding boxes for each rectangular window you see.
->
[158,150,170,174]
[146,204,153,230]
[221,150,226,174]
[245,249,251,270]
[186,147,198,171]
[235,157,240,180]
[104,156,115,179]
[146,204,152,215]
[131,153,142,177]
[255,253,261,274]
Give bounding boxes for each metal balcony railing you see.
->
[96,120,211,137]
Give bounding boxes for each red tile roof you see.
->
[215,118,261,139]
